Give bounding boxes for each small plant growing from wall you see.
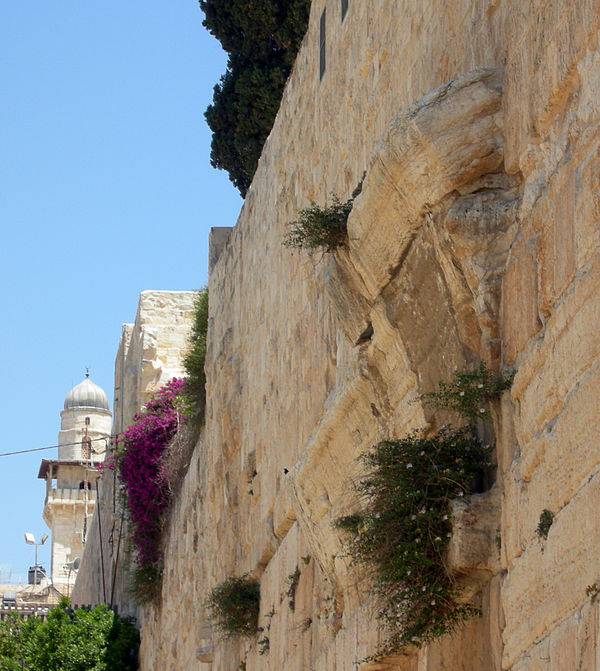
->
[205,575,260,638]
[286,566,301,611]
[419,361,514,421]
[335,426,494,655]
[283,195,354,252]
[536,509,554,539]
[586,583,600,604]
[283,176,364,252]
[301,617,312,632]
[129,562,163,605]
[257,635,270,655]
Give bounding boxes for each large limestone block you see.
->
[511,253,600,448]
[447,487,501,580]
[504,0,600,173]
[501,471,600,668]
[347,68,503,299]
[501,232,541,366]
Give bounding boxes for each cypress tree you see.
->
[200,0,311,196]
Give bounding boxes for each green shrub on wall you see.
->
[205,576,260,638]
[283,178,364,252]
[536,509,554,539]
[182,288,209,427]
[337,427,494,655]
[283,195,354,252]
[335,362,513,658]
[419,361,514,422]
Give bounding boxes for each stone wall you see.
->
[79,2,600,670]
[71,291,194,613]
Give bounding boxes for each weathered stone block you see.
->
[501,233,542,365]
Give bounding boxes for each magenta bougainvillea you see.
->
[115,378,185,565]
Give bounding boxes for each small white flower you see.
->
[479,407,486,413]
[421,586,426,592]
[459,391,465,396]
[414,538,421,543]
[458,490,464,496]
[477,383,484,389]
[430,600,436,605]
[442,514,449,520]
[406,462,413,469]
[406,570,411,575]
[435,536,442,542]
[419,450,425,456]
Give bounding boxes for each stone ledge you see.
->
[448,487,502,602]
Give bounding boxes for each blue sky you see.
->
[0,0,242,583]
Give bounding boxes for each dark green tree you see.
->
[200,0,310,196]
[0,611,40,670]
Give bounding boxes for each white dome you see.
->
[64,373,109,411]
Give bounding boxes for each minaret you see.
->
[38,371,111,594]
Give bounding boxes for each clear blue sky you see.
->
[0,0,242,583]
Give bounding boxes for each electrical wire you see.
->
[0,436,115,458]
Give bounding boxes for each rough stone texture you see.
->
[76,2,600,670]
[209,226,233,272]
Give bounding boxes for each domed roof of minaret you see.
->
[63,371,110,411]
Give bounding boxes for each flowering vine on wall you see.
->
[118,377,184,565]
[102,378,185,602]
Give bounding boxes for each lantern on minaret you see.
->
[38,370,112,594]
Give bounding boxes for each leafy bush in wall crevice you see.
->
[205,575,260,638]
[336,362,513,658]
[336,426,494,656]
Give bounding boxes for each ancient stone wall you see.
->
[77,2,600,670]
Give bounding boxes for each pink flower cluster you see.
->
[97,454,116,472]
[117,378,185,565]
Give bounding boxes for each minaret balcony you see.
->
[45,488,97,506]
